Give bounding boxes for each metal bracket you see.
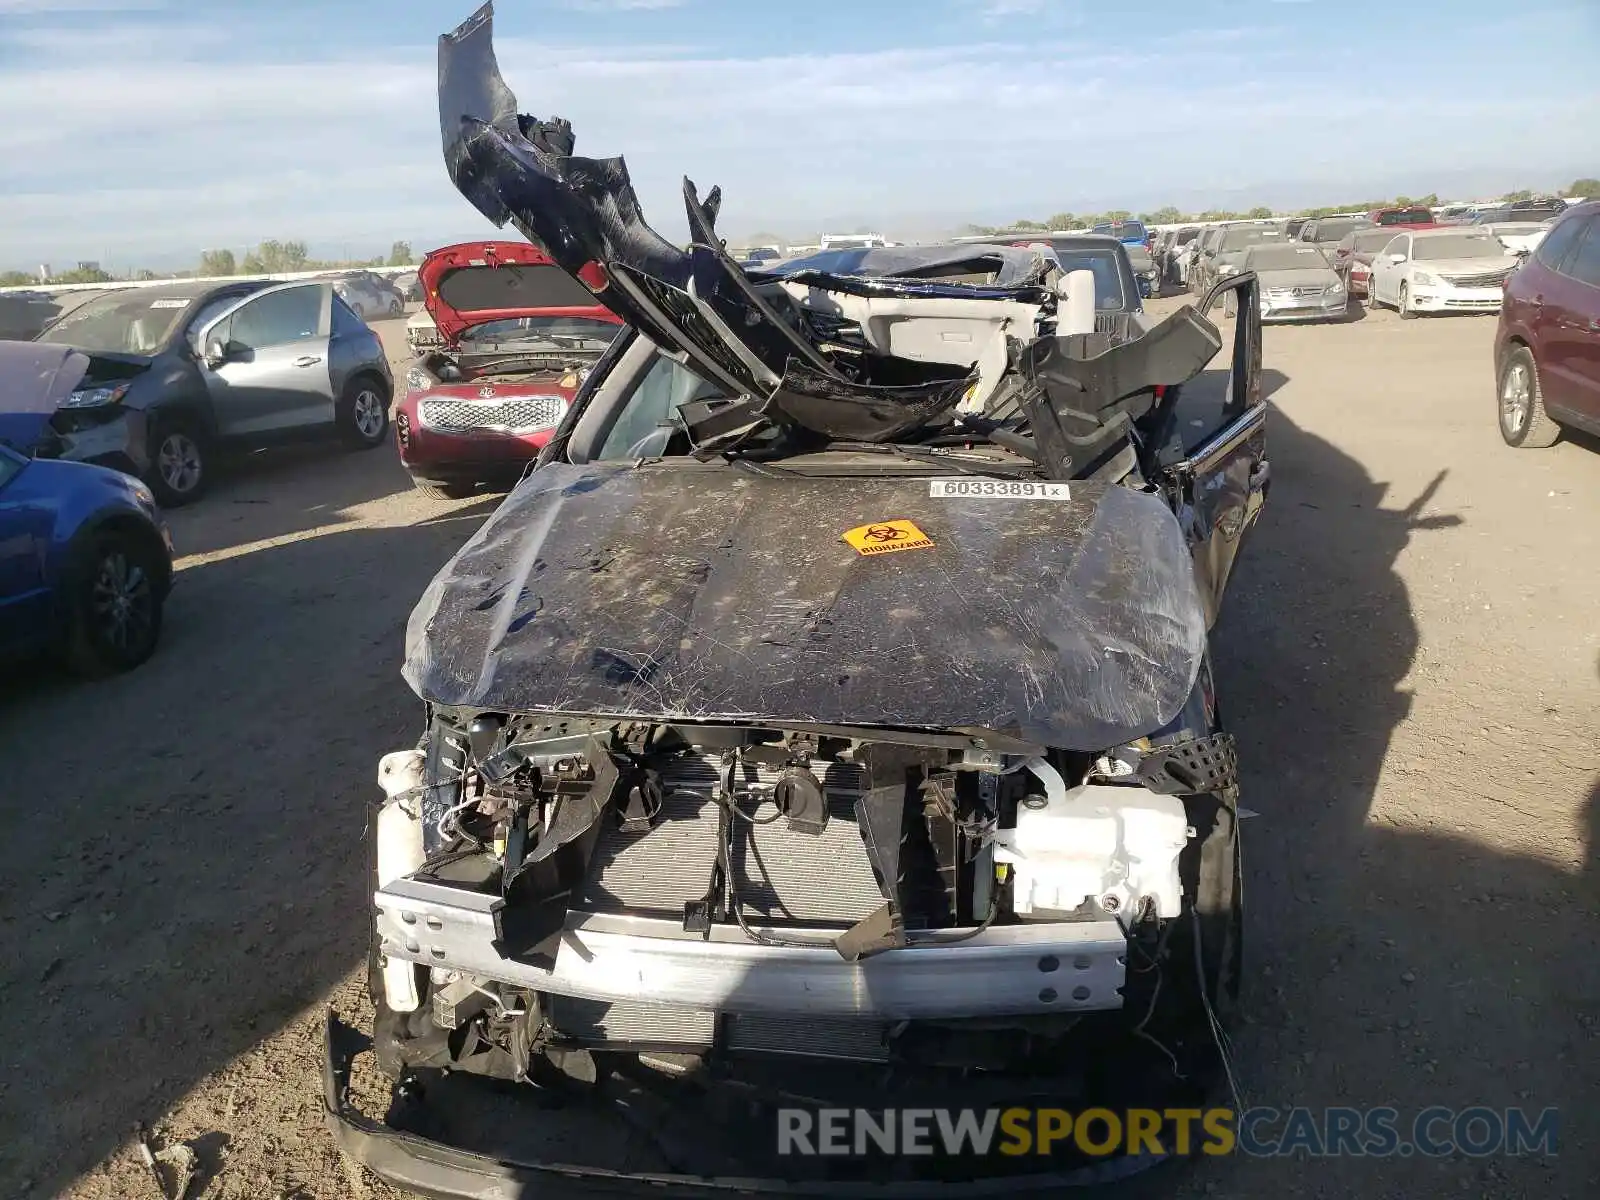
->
[1135,732,1239,795]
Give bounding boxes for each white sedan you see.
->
[1367,229,1522,318]
[1481,221,1552,255]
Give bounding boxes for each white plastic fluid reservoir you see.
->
[992,775,1191,920]
[376,749,426,1012]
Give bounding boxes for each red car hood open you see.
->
[417,240,615,344]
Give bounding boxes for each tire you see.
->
[1367,282,1383,311]
[65,528,165,676]
[1498,345,1562,448]
[338,375,390,449]
[412,478,476,500]
[146,414,209,507]
[1398,282,1417,319]
[387,296,402,317]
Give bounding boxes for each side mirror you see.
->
[1388,253,1407,264]
[203,338,229,368]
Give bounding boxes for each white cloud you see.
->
[0,10,1592,266]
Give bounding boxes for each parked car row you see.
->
[1144,203,1569,326]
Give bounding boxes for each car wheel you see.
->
[338,376,390,449]
[65,529,165,676]
[147,416,208,507]
[1498,345,1562,449]
[387,296,402,316]
[412,478,476,500]
[1398,282,1417,319]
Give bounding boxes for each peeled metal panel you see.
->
[581,753,885,926]
[550,996,714,1045]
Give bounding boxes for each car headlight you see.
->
[1412,271,1438,287]
[405,367,433,392]
[60,383,130,409]
[1218,264,1239,276]
[1328,280,1346,293]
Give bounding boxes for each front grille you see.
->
[1440,270,1509,288]
[581,753,885,927]
[418,394,565,434]
[1265,285,1329,299]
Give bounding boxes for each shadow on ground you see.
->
[1105,408,1596,1197]
[0,489,496,1198]
[1,401,1593,1198]
[163,439,415,559]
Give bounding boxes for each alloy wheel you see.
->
[158,432,203,495]
[1501,360,1531,436]
[353,389,387,440]
[90,549,154,656]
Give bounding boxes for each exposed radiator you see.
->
[549,997,889,1062]
[579,753,886,927]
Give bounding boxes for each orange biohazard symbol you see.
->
[841,519,934,556]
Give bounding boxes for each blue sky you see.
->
[2,0,1596,270]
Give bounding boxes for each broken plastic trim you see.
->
[324,1008,1168,1195]
[438,3,1046,445]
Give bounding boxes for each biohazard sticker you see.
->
[841,519,934,556]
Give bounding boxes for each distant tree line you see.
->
[961,178,1596,235]
[8,178,1595,286]
[0,240,418,289]
[197,239,414,277]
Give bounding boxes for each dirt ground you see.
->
[1,299,1595,1200]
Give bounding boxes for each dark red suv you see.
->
[1495,200,1600,448]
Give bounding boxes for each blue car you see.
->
[1,342,174,676]
[1092,220,1160,298]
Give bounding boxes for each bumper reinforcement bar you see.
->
[376,878,1128,1019]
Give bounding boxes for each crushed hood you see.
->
[417,239,618,345]
[0,339,89,451]
[402,461,1208,750]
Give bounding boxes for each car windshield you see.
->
[458,315,621,351]
[1219,227,1282,251]
[1097,222,1146,240]
[1353,228,1398,251]
[1312,219,1366,242]
[1042,243,1130,309]
[1377,208,1432,224]
[1246,245,1330,271]
[34,291,193,354]
[1413,235,1503,260]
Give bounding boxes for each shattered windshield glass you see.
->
[34,291,192,354]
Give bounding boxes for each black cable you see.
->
[926,883,1001,945]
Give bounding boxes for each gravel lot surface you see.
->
[2,300,1595,1199]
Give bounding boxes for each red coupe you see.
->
[395,242,623,498]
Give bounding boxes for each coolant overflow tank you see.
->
[992,783,1190,920]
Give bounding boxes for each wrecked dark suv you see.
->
[324,5,1270,1193]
